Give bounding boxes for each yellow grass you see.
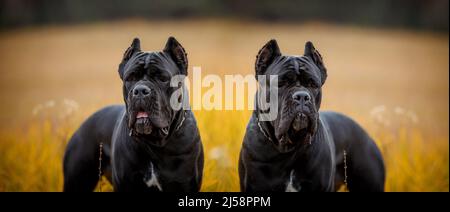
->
[0,19,448,192]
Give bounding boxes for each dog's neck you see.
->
[254,113,335,188]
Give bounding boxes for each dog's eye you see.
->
[308,79,318,88]
[156,74,170,83]
[125,72,140,81]
[278,73,296,87]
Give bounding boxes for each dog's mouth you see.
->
[281,113,311,144]
[129,111,169,137]
[276,112,315,151]
[134,111,153,135]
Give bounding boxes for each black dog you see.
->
[63,37,204,192]
[239,40,385,192]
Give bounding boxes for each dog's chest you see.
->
[285,170,301,192]
[143,162,162,191]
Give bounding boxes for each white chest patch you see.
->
[144,162,162,191]
[285,170,300,192]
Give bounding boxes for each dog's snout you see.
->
[292,91,311,103]
[133,85,151,97]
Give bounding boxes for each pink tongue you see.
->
[136,112,149,118]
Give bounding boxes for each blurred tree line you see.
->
[0,0,448,31]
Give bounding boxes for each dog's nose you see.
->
[292,91,311,103]
[133,85,151,97]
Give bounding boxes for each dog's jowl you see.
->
[63,37,204,192]
[239,40,385,192]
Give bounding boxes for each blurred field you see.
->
[0,19,448,192]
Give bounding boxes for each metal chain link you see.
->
[98,142,103,192]
[343,150,349,191]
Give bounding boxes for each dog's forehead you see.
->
[125,51,178,75]
[267,55,319,75]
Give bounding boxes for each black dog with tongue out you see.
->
[239,40,385,192]
[63,37,204,192]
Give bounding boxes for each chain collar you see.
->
[257,119,273,142]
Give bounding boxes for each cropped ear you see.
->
[304,41,327,85]
[255,39,281,76]
[118,38,141,80]
[163,36,188,76]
